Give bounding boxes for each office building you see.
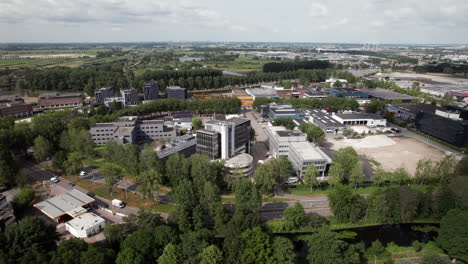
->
[166,86,187,100]
[332,113,387,127]
[330,88,368,98]
[157,135,197,160]
[120,88,139,107]
[260,103,293,118]
[94,86,114,105]
[264,126,307,157]
[197,118,251,160]
[288,142,332,177]
[37,93,83,109]
[144,80,159,101]
[104,97,125,108]
[196,129,221,160]
[90,116,176,145]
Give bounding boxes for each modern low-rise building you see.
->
[94,86,114,105]
[264,126,307,158]
[158,135,197,160]
[33,189,95,222]
[144,80,159,101]
[330,88,368,98]
[386,104,437,121]
[225,153,254,177]
[260,103,293,118]
[304,109,346,133]
[326,78,349,87]
[269,108,304,119]
[65,212,105,238]
[360,88,418,103]
[332,113,387,127]
[37,93,83,108]
[288,142,332,177]
[90,116,176,145]
[166,86,187,100]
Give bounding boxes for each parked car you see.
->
[86,192,95,198]
[79,171,86,176]
[50,176,59,183]
[67,182,75,187]
[285,177,299,185]
[390,127,400,133]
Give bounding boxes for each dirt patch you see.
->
[328,136,445,176]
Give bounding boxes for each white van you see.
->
[112,199,125,208]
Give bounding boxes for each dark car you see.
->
[67,182,75,187]
[86,192,95,198]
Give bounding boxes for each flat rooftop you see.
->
[360,88,418,100]
[115,126,135,135]
[388,104,437,115]
[65,212,105,230]
[34,189,95,219]
[117,116,138,122]
[334,113,385,120]
[308,110,344,126]
[276,130,304,137]
[166,86,186,90]
[225,153,254,168]
[290,142,332,162]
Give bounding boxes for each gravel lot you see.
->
[327,135,445,175]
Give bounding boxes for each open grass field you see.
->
[204,55,267,73]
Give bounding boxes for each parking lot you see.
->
[327,135,445,175]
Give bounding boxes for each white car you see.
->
[79,171,86,176]
[285,177,299,185]
[50,176,59,183]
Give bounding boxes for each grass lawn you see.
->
[63,175,175,214]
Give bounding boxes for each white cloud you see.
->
[336,17,349,25]
[308,3,328,17]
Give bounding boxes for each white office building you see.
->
[65,212,105,238]
[288,142,332,177]
[264,126,307,158]
[332,113,387,127]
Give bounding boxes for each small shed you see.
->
[65,212,105,238]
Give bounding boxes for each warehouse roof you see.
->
[334,113,385,120]
[360,88,418,100]
[34,189,95,219]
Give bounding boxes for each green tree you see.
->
[10,185,35,216]
[101,163,124,195]
[372,166,389,187]
[80,246,116,264]
[333,147,359,177]
[33,135,52,160]
[271,237,296,264]
[349,163,365,189]
[52,150,67,171]
[166,153,190,187]
[272,117,295,130]
[240,227,273,264]
[284,202,308,230]
[64,152,83,175]
[299,123,325,143]
[192,116,203,130]
[253,163,275,194]
[307,230,349,264]
[392,167,410,185]
[437,209,468,262]
[420,251,451,264]
[328,163,345,188]
[304,164,320,191]
[51,238,88,264]
[199,245,224,264]
[415,159,435,185]
[366,240,390,260]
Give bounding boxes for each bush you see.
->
[412,240,423,252]
[367,240,391,260]
[10,185,35,216]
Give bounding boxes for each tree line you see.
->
[263,60,333,73]
[415,62,468,75]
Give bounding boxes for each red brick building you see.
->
[37,93,83,108]
[0,103,33,118]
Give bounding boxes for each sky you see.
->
[1,0,468,44]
